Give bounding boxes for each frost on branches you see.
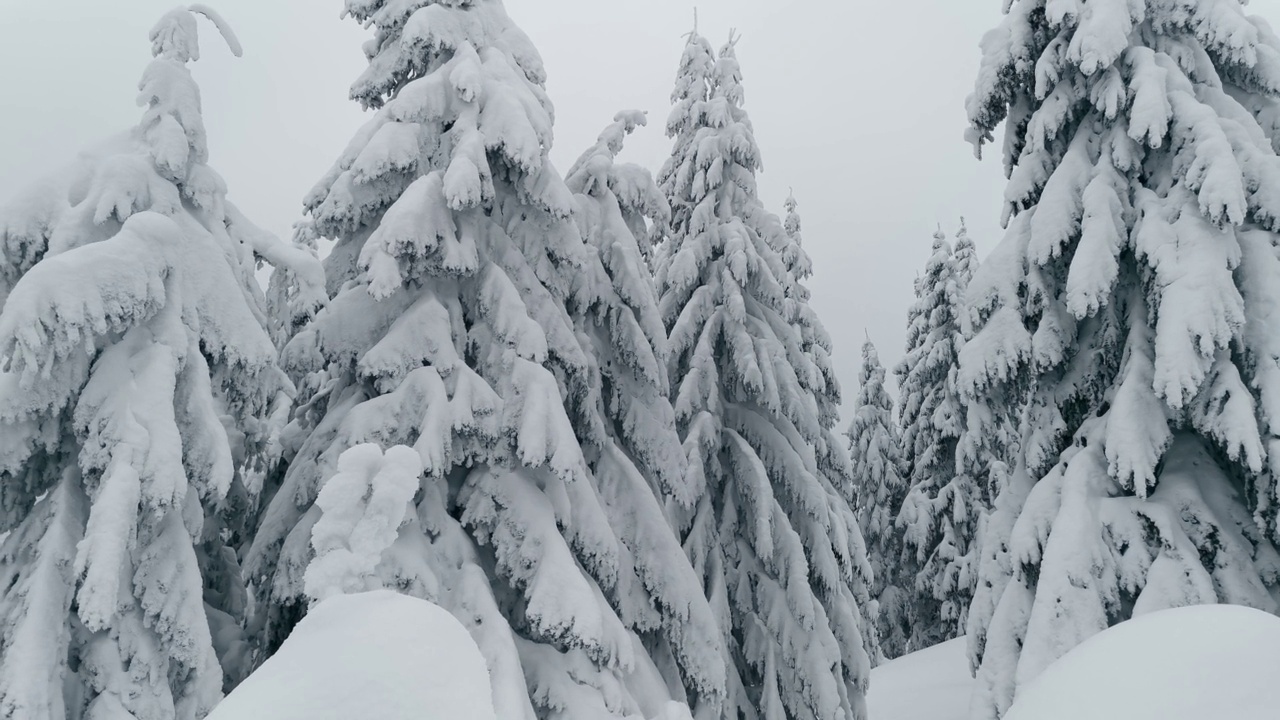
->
[656,31,874,720]
[963,1,1280,716]
[246,2,718,719]
[893,226,987,656]
[0,7,319,719]
[845,340,907,663]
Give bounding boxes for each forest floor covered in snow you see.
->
[1005,605,1280,720]
[867,637,973,720]
[867,605,1280,720]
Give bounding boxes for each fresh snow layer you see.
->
[208,590,495,720]
[1006,604,1280,720]
[867,637,973,720]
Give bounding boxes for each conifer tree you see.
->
[781,193,845,452]
[962,2,1280,716]
[950,221,980,307]
[657,30,874,720]
[0,8,318,718]
[564,109,727,715]
[954,224,1025,680]
[845,339,907,662]
[247,3,720,718]
[783,189,881,670]
[781,193,811,290]
[950,220,1016,506]
[893,228,982,653]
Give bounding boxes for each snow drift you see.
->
[1005,604,1280,720]
[867,637,973,720]
[207,590,496,720]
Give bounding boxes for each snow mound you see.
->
[1007,604,1280,720]
[208,590,495,720]
[868,637,973,720]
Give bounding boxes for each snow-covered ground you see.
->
[1006,604,1280,720]
[208,590,495,720]
[867,637,974,720]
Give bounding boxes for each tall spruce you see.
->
[782,190,881,668]
[656,30,874,720]
[956,222,1025,681]
[564,109,727,715]
[962,1,1280,717]
[845,339,907,662]
[246,2,721,718]
[894,227,980,653]
[0,8,318,718]
[950,221,1017,508]
[781,193,845,445]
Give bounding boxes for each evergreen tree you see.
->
[963,2,1280,716]
[657,31,874,720]
[950,221,980,308]
[247,3,719,718]
[951,220,1016,507]
[893,228,981,653]
[955,223,1024,680]
[845,339,907,662]
[781,193,845,447]
[0,8,317,718]
[780,193,878,666]
[564,109,727,715]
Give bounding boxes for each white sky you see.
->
[0,0,1173,414]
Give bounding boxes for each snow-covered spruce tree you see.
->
[951,220,1019,502]
[562,109,728,714]
[781,193,811,289]
[844,339,907,663]
[779,193,880,666]
[951,221,1019,506]
[893,228,984,653]
[962,2,1280,716]
[950,221,981,317]
[954,221,1026,681]
[0,7,320,719]
[657,31,874,720]
[780,193,847,457]
[248,3,718,719]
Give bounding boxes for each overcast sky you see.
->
[0,0,1050,413]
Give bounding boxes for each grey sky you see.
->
[0,1,1043,412]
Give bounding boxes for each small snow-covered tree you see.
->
[304,444,423,603]
[247,3,719,719]
[657,31,874,720]
[780,193,812,292]
[893,227,983,653]
[845,339,907,662]
[963,2,1280,717]
[0,7,319,719]
[780,193,846,459]
[950,221,981,315]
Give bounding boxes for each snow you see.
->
[1005,604,1280,720]
[961,2,1280,716]
[304,444,423,603]
[207,590,496,720]
[867,637,973,720]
